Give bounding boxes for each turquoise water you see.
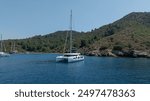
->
[0,54,150,84]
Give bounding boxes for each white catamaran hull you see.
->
[56,55,84,63]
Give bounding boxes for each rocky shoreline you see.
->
[85,49,150,58]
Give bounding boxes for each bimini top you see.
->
[63,53,80,56]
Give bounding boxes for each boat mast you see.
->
[13,42,15,51]
[70,10,72,53]
[0,34,2,52]
[11,42,13,52]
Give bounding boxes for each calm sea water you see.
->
[0,54,150,84]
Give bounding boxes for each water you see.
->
[0,54,150,84]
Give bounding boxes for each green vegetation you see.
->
[3,12,150,54]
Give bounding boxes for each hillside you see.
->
[82,12,150,57]
[4,12,150,57]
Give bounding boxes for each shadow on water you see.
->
[55,60,85,67]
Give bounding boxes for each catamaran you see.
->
[0,35,10,57]
[56,10,84,62]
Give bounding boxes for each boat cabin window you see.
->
[64,55,78,57]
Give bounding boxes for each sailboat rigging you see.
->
[10,42,18,54]
[0,34,10,57]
